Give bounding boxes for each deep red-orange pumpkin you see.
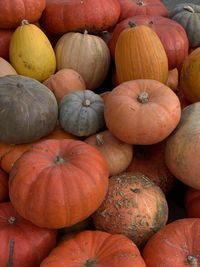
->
[0,202,57,267]
[0,168,8,202]
[185,187,200,218]
[0,30,13,60]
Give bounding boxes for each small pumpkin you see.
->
[0,57,17,77]
[166,68,179,91]
[0,30,13,60]
[0,168,8,202]
[185,187,200,218]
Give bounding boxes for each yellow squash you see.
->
[9,20,56,82]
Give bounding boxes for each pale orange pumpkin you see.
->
[0,57,17,77]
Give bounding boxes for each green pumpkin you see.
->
[0,75,58,144]
[59,90,105,137]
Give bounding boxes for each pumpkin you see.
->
[40,0,121,35]
[55,31,110,90]
[40,230,146,267]
[0,202,57,267]
[85,130,133,176]
[92,172,168,247]
[126,141,175,194]
[115,24,168,84]
[43,69,86,103]
[142,218,200,267]
[0,57,17,77]
[166,68,179,91]
[109,15,188,71]
[0,0,46,29]
[0,30,13,60]
[185,187,200,218]
[176,88,191,109]
[165,102,200,189]
[9,20,56,82]
[9,139,109,229]
[104,79,181,145]
[170,3,200,48]
[180,47,200,103]
[0,75,58,144]
[0,168,8,202]
[59,90,105,137]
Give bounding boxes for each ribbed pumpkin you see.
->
[0,30,13,60]
[0,57,17,77]
[0,75,58,144]
[9,20,56,82]
[59,90,105,137]
[9,139,109,229]
[0,169,8,202]
[55,31,110,90]
[115,23,168,84]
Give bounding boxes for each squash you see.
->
[0,57,17,77]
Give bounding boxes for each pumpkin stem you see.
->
[7,239,15,267]
[84,30,88,35]
[83,99,91,107]
[183,5,195,13]
[8,217,16,224]
[54,155,65,164]
[137,91,149,104]
[136,0,145,6]
[21,19,29,26]
[149,21,154,26]
[128,21,137,28]
[186,255,198,267]
[96,134,104,146]
[85,259,97,267]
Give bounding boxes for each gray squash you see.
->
[59,90,105,137]
[170,3,200,48]
[0,75,58,144]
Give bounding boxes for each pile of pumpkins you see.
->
[1,0,200,266]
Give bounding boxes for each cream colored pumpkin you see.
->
[9,20,56,82]
[0,57,17,76]
[55,30,111,90]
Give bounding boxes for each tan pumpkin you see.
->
[43,69,86,103]
[0,57,17,77]
[55,31,111,90]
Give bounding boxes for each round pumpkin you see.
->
[9,20,56,82]
[0,30,13,60]
[142,218,200,267]
[9,139,109,229]
[0,202,57,267]
[115,24,168,84]
[85,130,133,176]
[43,69,86,103]
[40,230,146,267]
[0,57,17,77]
[40,0,121,35]
[165,102,200,189]
[92,172,168,247]
[0,75,58,144]
[104,79,181,145]
[185,187,200,218]
[59,90,105,137]
[55,30,110,90]
[0,168,8,202]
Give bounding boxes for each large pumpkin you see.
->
[104,79,181,145]
[0,168,8,202]
[55,31,110,90]
[0,30,13,60]
[40,230,146,267]
[9,139,109,229]
[0,75,58,144]
[0,202,57,267]
[40,0,121,35]
[185,187,200,218]
[115,24,168,84]
[142,218,200,267]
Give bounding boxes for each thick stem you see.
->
[21,19,29,26]
[186,255,198,267]
[128,21,137,28]
[85,259,97,267]
[7,239,15,267]
[8,217,16,224]
[137,91,149,104]
[83,99,91,107]
[183,5,195,13]
[54,155,65,164]
[96,134,104,146]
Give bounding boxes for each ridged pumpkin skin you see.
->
[0,202,57,267]
[0,0,46,29]
[9,139,109,229]
[142,218,200,267]
[185,187,200,218]
[55,31,110,90]
[104,79,181,145]
[40,0,121,35]
[165,102,200,189]
[92,172,168,248]
[59,90,105,137]
[115,24,168,84]
[0,30,13,60]
[0,169,8,202]
[40,230,146,267]
[0,75,58,144]
[0,57,17,77]
[9,20,56,82]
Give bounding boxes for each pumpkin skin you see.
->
[185,187,200,218]
[85,130,133,176]
[40,0,121,35]
[109,15,188,71]
[104,79,181,145]
[0,30,13,60]
[0,57,17,77]
[119,0,169,21]
[43,69,86,103]
[59,90,105,137]
[142,218,200,267]
[165,102,200,189]
[0,202,57,267]
[171,3,200,48]
[9,139,109,229]
[9,20,56,82]
[40,230,146,267]
[92,172,168,248]
[0,75,58,144]
[55,31,110,90]
[115,24,168,84]
[0,168,8,202]
[0,0,46,29]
